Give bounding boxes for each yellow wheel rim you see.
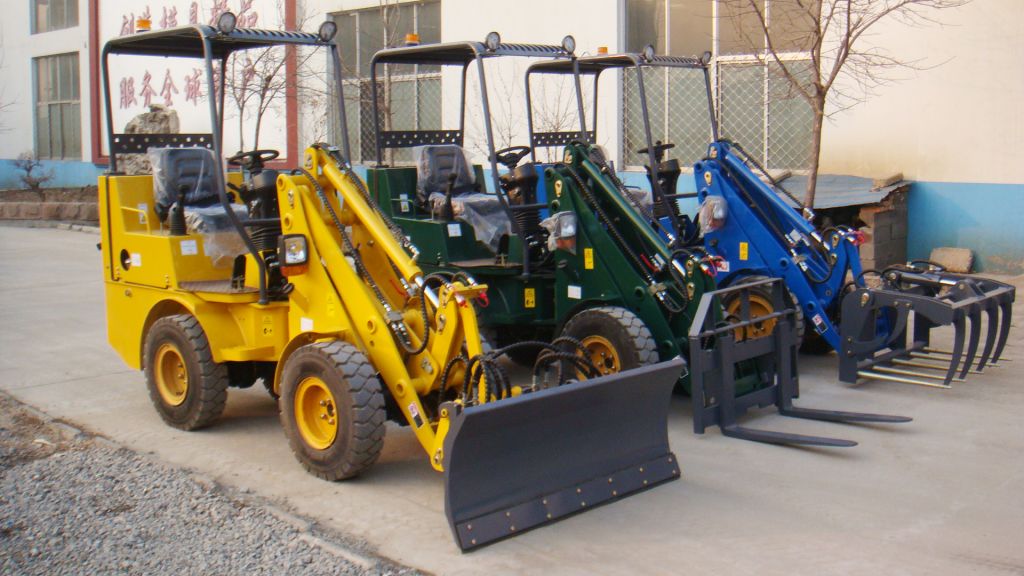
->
[726,292,776,341]
[294,376,338,450]
[580,335,622,376]
[154,343,188,407]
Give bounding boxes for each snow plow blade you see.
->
[442,358,685,551]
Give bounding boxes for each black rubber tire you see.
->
[279,341,386,481]
[723,275,805,345]
[143,314,229,431]
[559,306,658,373]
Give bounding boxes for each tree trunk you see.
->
[804,103,825,210]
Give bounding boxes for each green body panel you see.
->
[364,143,736,392]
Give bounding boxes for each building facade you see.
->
[0,0,1020,271]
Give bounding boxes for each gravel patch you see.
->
[0,394,421,576]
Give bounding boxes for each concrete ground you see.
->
[2,226,1022,575]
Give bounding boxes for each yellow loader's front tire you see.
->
[279,342,385,481]
[143,314,229,430]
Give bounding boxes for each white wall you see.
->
[818,0,1024,185]
[0,0,92,161]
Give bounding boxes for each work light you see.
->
[318,20,338,43]
[279,234,309,276]
[485,31,501,51]
[561,35,576,54]
[217,11,237,34]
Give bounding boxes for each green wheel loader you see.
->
[365,34,908,447]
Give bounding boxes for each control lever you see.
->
[169,184,188,236]
[442,172,457,221]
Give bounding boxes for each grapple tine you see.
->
[976,305,999,370]
[959,310,982,380]
[443,358,685,551]
[942,318,967,387]
[991,301,1013,364]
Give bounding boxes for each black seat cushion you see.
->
[150,147,221,221]
[415,145,477,206]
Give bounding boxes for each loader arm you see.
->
[276,145,489,469]
[697,142,859,347]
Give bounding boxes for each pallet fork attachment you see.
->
[688,278,911,447]
[443,358,685,551]
[839,264,1015,389]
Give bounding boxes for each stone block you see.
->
[930,247,974,273]
[892,219,907,240]
[20,203,40,218]
[57,204,80,220]
[40,203,61,219]
[81,203,99,221]
[859,241,875,260]
[873,223,892,243]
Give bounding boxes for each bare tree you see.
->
[722,0,969,208]
[531,74,590,163]
[14,152,54,201]
[0,31,13,134]
[223,0,322,151]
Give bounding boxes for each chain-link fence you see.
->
[623,60,813,172]
[341,69,443,165]
[623,66,713,169]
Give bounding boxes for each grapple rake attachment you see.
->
[441,358,685,551]
[839,264,1015,389]
[688,278,911,447]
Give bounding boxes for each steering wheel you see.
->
[494,146,532,170]
[636,141,675,163]
[227,149,280,171]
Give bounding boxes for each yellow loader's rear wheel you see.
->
[279,342,385,481]
[560,306,658,376]
[143,314,229,430]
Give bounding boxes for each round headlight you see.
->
[318,20,337,43]
[701,51,713,65]
[642,43,656,62]
[561,35,576,54]
[485,31,501,51]
[217,11,237,34]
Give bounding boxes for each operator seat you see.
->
[414,144,509,252]
[151,147,222,222]
[148,146,247,265]
[415,144,480,206]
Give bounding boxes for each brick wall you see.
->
[858,188,908,270]
[0,202,99,222]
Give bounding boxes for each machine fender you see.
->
[552,298,624,335]
[272,331,347,397]
[137,298,195,368]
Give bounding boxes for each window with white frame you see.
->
[334,1,441,163]
[32,0,79,34]
[34,53,81,160]
[623,0,815,171]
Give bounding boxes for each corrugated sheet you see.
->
[773,174,908,209]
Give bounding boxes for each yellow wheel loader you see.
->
[97,17,684,550]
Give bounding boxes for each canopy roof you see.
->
[102,25,330,59]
